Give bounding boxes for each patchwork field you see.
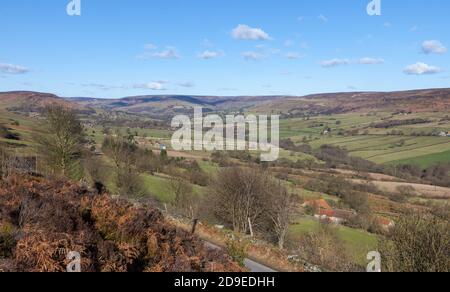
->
[281,112,450,166]
[391,150,450,168]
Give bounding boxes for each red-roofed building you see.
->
[302,199,333,215]
[376,216,395,230]
[302,199,356,224]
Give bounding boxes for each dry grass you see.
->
[352,179,450,199]
[0,175,242,272]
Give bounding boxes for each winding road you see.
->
[204,241,277,272]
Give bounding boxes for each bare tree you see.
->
[102,135,143,196]
[82,151,107,185]
[0,146,14,178]
[210,167,271,234]
[266,182,297,249]
[35,105,84,178]
[169,178,196,219]
[0,146,35,178]
[297,224,356,272]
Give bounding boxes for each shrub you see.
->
[430,203,450,221]
[380,213,450,272]
[297,224,357,272]
[0,126,20,141]
[0,223,16,258]
[0,176,244,272]
[388,192,407,203]
[342,192,370,214]
[396,185,416,197]
[226,239,247,268]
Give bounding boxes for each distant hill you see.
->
[0,91,92,114]
[69,94,296,116]
[3,88,450,117]
[70,88,450,116]
[251,88,450,116]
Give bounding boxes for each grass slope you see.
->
[289,218,378,266]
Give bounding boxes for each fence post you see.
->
[191,219,199,234]
[248,217,254,237]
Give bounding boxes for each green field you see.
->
[141,174,175,203]
[280,113,392,138]
[390,149,450,168]
[280,112,450,167]
[288,218,378,266]
[197,160,220,173]
[141,173,206,203]
[88,125,173,145]
[125,127,173,139]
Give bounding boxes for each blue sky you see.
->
[0,0,449,98]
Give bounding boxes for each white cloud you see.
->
[202,39,214,47]
[231,24,271,41]
[133,81,167,90]
[81,83,125,91]
[151,47,180,59]
[299,42,309,50]
[242,51,265,61]
[178,82,195,88]
[318,14,328,22]
[285,52,303,60]
[144,43,157,50]
[0,63,30,74]
[217,87,238,92]
[198,50,224,60]
[138,46,180,60]
[321,58,350,68]
[357,57,385,65]
[284,39,294,47]
[297,16,305,22]
[403,62,443,75]
[269,48,281,55]
[410,25,419,32]
[321,57,385,67]
[384,22,392,28]
[421,40,447,54]
[280,71,293,76]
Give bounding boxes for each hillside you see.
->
[67,88,450,116]
[0,175,243,272]
[253,88,450,116]
[68,94,289,116]
[0,91,92,114]
[3,88,450,117]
